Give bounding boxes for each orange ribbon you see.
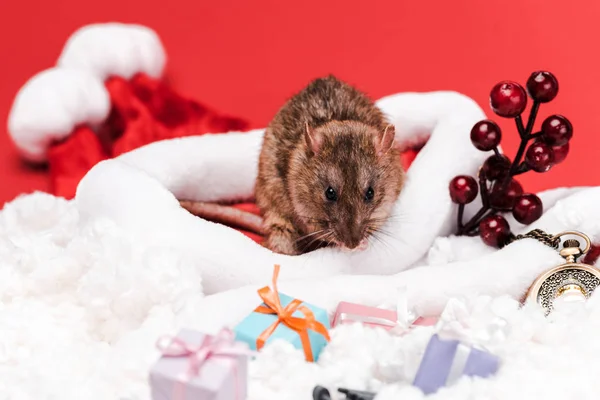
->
[254,264,330,362]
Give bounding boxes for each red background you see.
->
[0,0,598,207]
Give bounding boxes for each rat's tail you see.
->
[179,200,265,235]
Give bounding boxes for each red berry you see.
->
[482,155,511,180]
[525,141,555,172]
[490,81,527,118]
[541,115,573,146]
[513,194,543,225]
[489,179,523,211]
[470,120,502,151]
[449,175,478,204]
[552,142,569,164]
[526,71,559,103]
[479,215,511,247]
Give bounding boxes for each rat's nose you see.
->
[339,223,364,249]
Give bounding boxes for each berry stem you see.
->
[508,139,529,176]
[479,170,489,207]
[493,147,501,157]
[458,206,491,235]
[457,204,465,231]
[512,163,531,175]
[507,101,540,177]
[530,131,542,139]
[515,115,526,138]
[525,101,540,134]
[456,170,490,234]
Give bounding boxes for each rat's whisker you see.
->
[301,229,334,252]
[366,226,398,256]
[380,226,411,251]
[367,225,395,239]
[367,230,393,256]
[369,213,406,224]
[322,231,336,249]
[295,229,327,243]
[393,212,411,222]
[366,217,393,226]
[375,236,393,255]
[376,229,395,238]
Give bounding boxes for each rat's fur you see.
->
[255,75,405,255]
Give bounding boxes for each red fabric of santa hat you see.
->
[7,23,249,201]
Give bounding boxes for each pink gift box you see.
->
[149,329,250,400]
[331,301,437,330]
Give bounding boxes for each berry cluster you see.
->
[449,71,573,247]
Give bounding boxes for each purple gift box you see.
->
[412,334,499,395]
[149,328,252,400]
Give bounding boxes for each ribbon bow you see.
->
[434,297,510,352]
[254,264,330,362]
[156,328,254,378]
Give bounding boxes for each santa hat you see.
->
[7,23,249,200]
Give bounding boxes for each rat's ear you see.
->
[375,124,396,156]
[304,122,322,154]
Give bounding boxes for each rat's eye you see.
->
[365,187,375,202]
[325,187,338,201]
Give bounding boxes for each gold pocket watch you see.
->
[523,230,600,315]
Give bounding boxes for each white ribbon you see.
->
[445,342,472,386]
[396,285,418,328]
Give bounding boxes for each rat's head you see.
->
[288,120,404,250]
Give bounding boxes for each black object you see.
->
[338,387,376,400]
[313,386,331,400]
[312,385,376,400]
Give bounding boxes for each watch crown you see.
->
[560,240,583,263]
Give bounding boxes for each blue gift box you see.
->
[233,291,330,362]
[412,334,500,395]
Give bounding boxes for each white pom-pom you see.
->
[7,67,110,163]
[57,23,166,81]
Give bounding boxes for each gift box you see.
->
[412,334,500,395]
[233,265,330,362]
[331,301,437,330]
[149,328,252,400]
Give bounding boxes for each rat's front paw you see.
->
[264,231,300,255]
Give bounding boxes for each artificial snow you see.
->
[1,191,599,400]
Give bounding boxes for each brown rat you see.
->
[180,75,405,255]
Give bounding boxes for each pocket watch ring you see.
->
[551,230,592,255]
